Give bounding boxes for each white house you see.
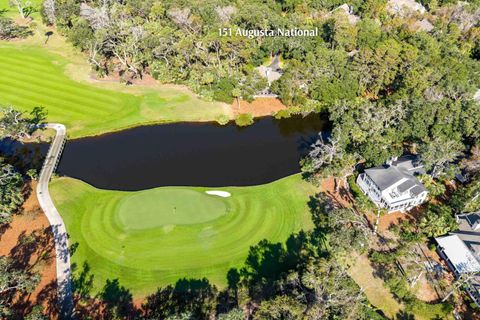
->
[356,155,428,213]
[436,213,480,307]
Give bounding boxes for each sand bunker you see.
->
[205,190,231,198]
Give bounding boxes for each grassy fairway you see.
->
[50,174,315,297]
[0,43,229,138]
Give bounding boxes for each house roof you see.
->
[391,155,426,175]
[387,0,426,16]
[365,165,405,191]
[364,155,427,194]
[398,179,416,193]
[413,19,434,32]
[410,185,427,196]
[332,4,360,25]
[451,213,480,257]
[436,234,480,273]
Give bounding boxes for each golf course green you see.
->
[0,43,229,138]
[50,174,316,297]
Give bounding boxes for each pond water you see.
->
[1,114,329,190]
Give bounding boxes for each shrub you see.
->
[235,113,254,127]
[215,114,230,125]
[274,109,292,119]
[0,18,33,40]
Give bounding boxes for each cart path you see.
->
[36,123,74,319]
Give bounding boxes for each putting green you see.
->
[50,175,315,297]
[117,189,227,229]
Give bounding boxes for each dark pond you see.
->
[1,114,329,190]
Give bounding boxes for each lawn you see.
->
[0,43,229,138]
[50,174,316,297]
[348,254,403,319]
[349,254,454,320]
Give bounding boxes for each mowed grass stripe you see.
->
[0,51,60,71]
[51,175,315,296]
[0,83,110,121]
[0,82,114,118]
[0,85,90,118]
[0,58,54,77]
[0,61,126,107]
[0,66,127,112]
[0,45,54,64]
[0,74,125,113]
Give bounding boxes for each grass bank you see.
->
[50,174,315,297]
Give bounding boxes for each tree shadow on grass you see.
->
[71,259,138,319]
[142,278,217,319]
[239,230,324,301]
[99,279,136,319]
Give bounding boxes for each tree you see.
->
[41,0,55,25]
[254,295,304,319]
[322,207,374,254]
[302,258,375,319]
[0,106,46,140]
[0,17,32,39]
[301,131,357,191]
[9,0,34,19]
[0,163,23,225]
[218,308,244,320]
[215,6,237,24]
[418,174,446,198]
[450,178,480,213]
[419,204,457,237]
[235,113,253,127]
[165,313,193,320]
[461,145,480,176]
[0,256,40,295]
[419,136,464,178]
[231,87,241,112]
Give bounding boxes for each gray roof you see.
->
[392,155,426,175]
[364,155,427,193]
[452,213,480,259]
[411,185,427,196]
[365,165,405,191]
[440,212,480,292]
[398,179,416,193]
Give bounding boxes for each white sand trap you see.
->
[206,190,231,198]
